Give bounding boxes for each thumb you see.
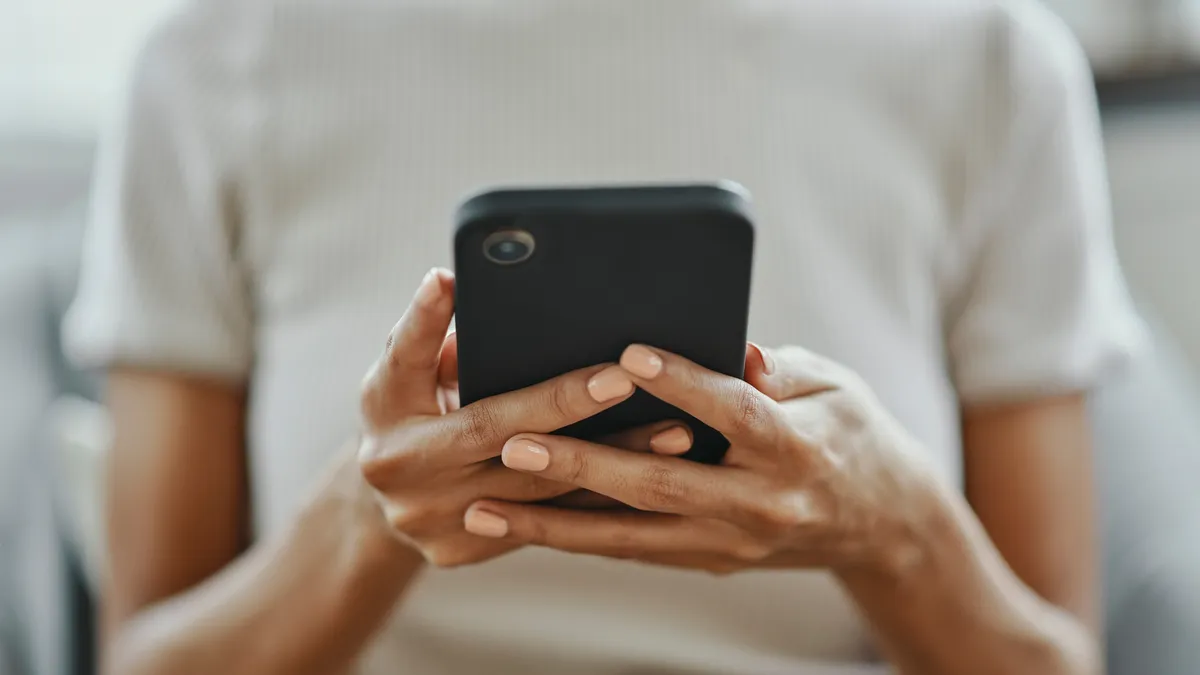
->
[436,331,461,413]
[744,343,842,402]
[438,331,459,388]
[363,268,456,425]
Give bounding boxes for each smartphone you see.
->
[452,182,755,464]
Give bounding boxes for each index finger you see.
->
[408,363,636,466]
[618,344,786,446]
[499,433,751,519]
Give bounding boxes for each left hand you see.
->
[437,332,696,512]
[463,343,945,576]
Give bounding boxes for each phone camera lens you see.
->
[483,230,536,265]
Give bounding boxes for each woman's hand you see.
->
[462,343,945,577]
[356,269,691,568]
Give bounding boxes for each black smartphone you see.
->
[453,183,755,464]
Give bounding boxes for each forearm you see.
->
[839,483,1100,675]
[106,460,424,675]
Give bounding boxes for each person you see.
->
[65,0,1145,673]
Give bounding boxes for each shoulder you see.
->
[828,0,1092,103]
[974,0,1095,114]
[111,0,277,196]
[762,0,1092,129]
[877,0,1092,100]
[126,0,270,112]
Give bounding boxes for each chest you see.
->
[239,25,972,529]
[246,68,959,347]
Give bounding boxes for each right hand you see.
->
[357,268,692,567]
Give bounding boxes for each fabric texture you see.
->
[65,1,1145,673]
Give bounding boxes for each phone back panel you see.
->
[453,184,754,464]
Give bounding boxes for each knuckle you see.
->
[383,327,406,368]
[458,404,503,451]
[389,343,436,373]
[359,359,426,429]
[357,429,418,489]
[518,515,551,547]
[608,547,638,561]
[560,448,591,485]
[501,470,563,501]
[381,499,426,535]
[384,317,435,370]
[425,536,518,569]
[384,331,410,370]
[359,461,389,491]
[525,473,567,501]
[357,436,393,487]
[423,544,470,569]
[744,491,818,532]
[636,465,683,511]
[602,528,640,560]
[729,385,772,437]
[832,395,869,432]
[730,541,773,563]
[544,380,579,424]
[357,432,384,470]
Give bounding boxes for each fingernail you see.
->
[749,342,775,375]
[502,438,550,471]
[649,426,692,455]
[413,268,443,308]
[464,507,508,538]
[587,366,634,402]
[620,345,663,379]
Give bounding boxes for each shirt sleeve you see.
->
[63,4,255,381]
[945,2,1146,405]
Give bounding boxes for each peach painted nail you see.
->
[587,366,634,402]
[649,426,692,455]
[464,508,508,538]
[502,438,550,471]
[748,342,775,375]
[621,345,663,379]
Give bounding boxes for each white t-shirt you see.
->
[65,1,1144,673]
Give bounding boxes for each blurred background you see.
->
[1,1,1199,674]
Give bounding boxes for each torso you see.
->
[236,1,1001,671]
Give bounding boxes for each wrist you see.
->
[341,514,425,603]
[841,475,1098,675]
[298,444,425,622]
[235,500,420,674]
[859,465,955,584]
